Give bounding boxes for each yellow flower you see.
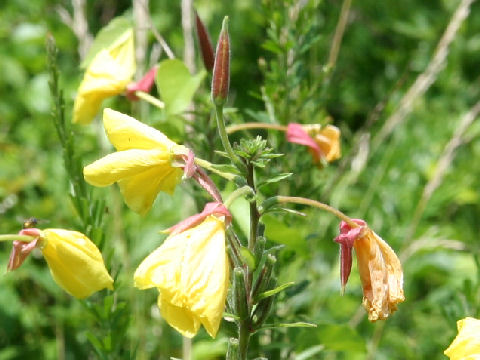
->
[303,124,341,162]
[335,219,405,321]
[41,229,114,299]
[134,216,229,338]
[84,108,187,215]
[73,29,135,124]
[444,317,480,359]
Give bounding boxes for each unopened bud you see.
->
[252,277,277,328]
[195,11,215,72]
[252,254,276,302]
[212,16,230,106]
[233,267,249,320]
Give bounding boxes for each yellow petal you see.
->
[73,29,135,124]
[41,229,113,299]
[118,165,182,215]
[103,108,181,151]
[314,125,341,162]
[83,149,172,187]
[134,216,229,337]
[445,317,480,360]
[158,292,201,338]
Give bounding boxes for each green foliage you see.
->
[155,59,206,115]
[2,0,480,359]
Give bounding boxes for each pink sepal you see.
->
[7,228,42,271]
[286,123,323,162]
[165,202,232,236]
[126,66,158,101]
[183,149,197,179]
[334,219,367,291]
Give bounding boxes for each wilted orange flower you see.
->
[444,317,480,359]
[334,219,405,321]
[286,123,341,164]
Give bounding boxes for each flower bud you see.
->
[195,11,215,72]
[212,16,230,106]
[252,254,276,302]
[233,267,249,320]
[41,229,114,299]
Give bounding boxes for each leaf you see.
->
[257,173,292,188]
[155,59,206,114]
[81,17,132,68]
[257,282,295,300]
[258,322,317,331]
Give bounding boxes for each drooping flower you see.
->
[444,317,480,360]
[134,203,230,338]
[83,108,188,215]
[8,228,113,299]
[286,123,341,164]
[334,219,405,321]
[73,28,135,124]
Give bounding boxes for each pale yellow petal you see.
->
[118,165,182,215]
[107,29,135,77]
[83,149,171,187]
[103,108,180,151]
[41,229,113,299]
[158,292,201,338]
[134,216,229,337]
[445,318,480,360]
[73,49,134,124]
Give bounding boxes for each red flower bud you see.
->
[195,11,215,72]
[212,16,230,106]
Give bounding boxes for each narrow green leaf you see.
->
[258,322,317,331]
[81,17,132,68]
[257,173,293,188]
[155,59,206,114]
[257,281,295,300]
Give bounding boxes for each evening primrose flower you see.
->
[444,317,480,359]
[8,228,113,299]
[73,29,135,124]
[84,108,188,215]
[334,219,404,321]
[134,204,230,338]
[286,123,341,164]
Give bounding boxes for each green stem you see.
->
[194,157,237,181]
[0,234,36,242]
[224,186,254,208]
[238,319,251,360]
[135,91,165,109]
[226,122,287,134]
[215,105,244,170]
[275,196,358,228]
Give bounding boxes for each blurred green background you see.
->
[1,0,480,359]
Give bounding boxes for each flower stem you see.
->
[194,157,237,181]
[134,91,165,109]
[0,234,36,242]
[274,196,358,228]
[238,319,251,360]
[226,122,287,134]
[224,186,255,208]
[215,105,244,170]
